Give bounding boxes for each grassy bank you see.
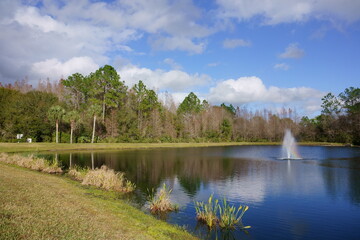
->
[0,141,347,153]
[0,162,197,240]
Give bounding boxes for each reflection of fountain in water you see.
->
[282,129,301,159]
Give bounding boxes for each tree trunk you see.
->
[70,125,73,144]
[102,93,106,122]
[56,120,59,143]
[91,115,96,143]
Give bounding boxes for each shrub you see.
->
[82,166,135,193]
[148,183,178,213]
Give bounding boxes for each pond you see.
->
[41,145,360,240]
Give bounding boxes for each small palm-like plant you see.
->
[195,194,219,228]
[218,198,251,230]
[47,105,65,143]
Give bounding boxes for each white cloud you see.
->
[208,76,324,114]
[274,63,290,70]
[216,0,360,24]
[150,36,206,54]
[279,43,305,59]
[223,38,251,48]
[0,0,213,83]
[163,58,182,70]
[31,57,99,81]
[118,64,211,92]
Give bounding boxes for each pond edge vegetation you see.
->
[0,153,135,193]
[148,183,179,213]
[195,194,251,230]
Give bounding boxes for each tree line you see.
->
[0,65,359,145]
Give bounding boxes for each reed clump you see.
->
[81,165,136,193]
[218,198,250,230]
[148,183,178,213]
[195,195,250,230]
[0,153,62,173]
[67,166,89,181]
[195,194,219,228]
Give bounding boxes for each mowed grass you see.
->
[0,162,197,240]
[0,141,346,154]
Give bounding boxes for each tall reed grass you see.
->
[195,194,219,228]
[0,153,62,173]
[81,165,135,193]
[148,183,178,213]
[195,195,250,230]
[218,198,250,230]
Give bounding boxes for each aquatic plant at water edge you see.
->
[218,198,251,230]
[195,195,250,230]
[148,183,178,213]
[194,194,219,229]
[82,165,135,193]
[0,153,62,173]
[67,166,89,181]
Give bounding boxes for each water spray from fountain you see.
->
[281,129,301,159]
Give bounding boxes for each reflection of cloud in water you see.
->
[165,177,193,208]
[209,173,267,204]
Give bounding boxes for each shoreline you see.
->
[0,161,198,240]
[0,141,346,153]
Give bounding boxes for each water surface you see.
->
[42,145,360,240]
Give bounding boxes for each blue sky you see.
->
[0,0,359,116]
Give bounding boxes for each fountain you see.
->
[281,129,301,159]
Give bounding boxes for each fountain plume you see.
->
[282,129,301,159]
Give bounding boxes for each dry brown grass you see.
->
[67,167,88,181]
[82,166,135,193]
[0,153,62,173]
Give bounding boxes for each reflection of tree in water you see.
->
[178,176,201,197]
[349,159,360,205]
[97,148,243,196]
[321,157,360,205]
[53,148,258,199]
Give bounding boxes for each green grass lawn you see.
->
[0,162,198,240]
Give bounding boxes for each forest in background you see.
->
[0,65,359,145]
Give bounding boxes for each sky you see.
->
[1,0,359,116]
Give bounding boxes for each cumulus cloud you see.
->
[0,0,213,84]
[223,38,251,48]
[216,0,360,24]
[31,57,99,81]
[279,43,305,59]
[274,63,290,70]
[118,64,211,92]
[208,76,324,114]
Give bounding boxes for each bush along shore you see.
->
[0,153,198,240]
